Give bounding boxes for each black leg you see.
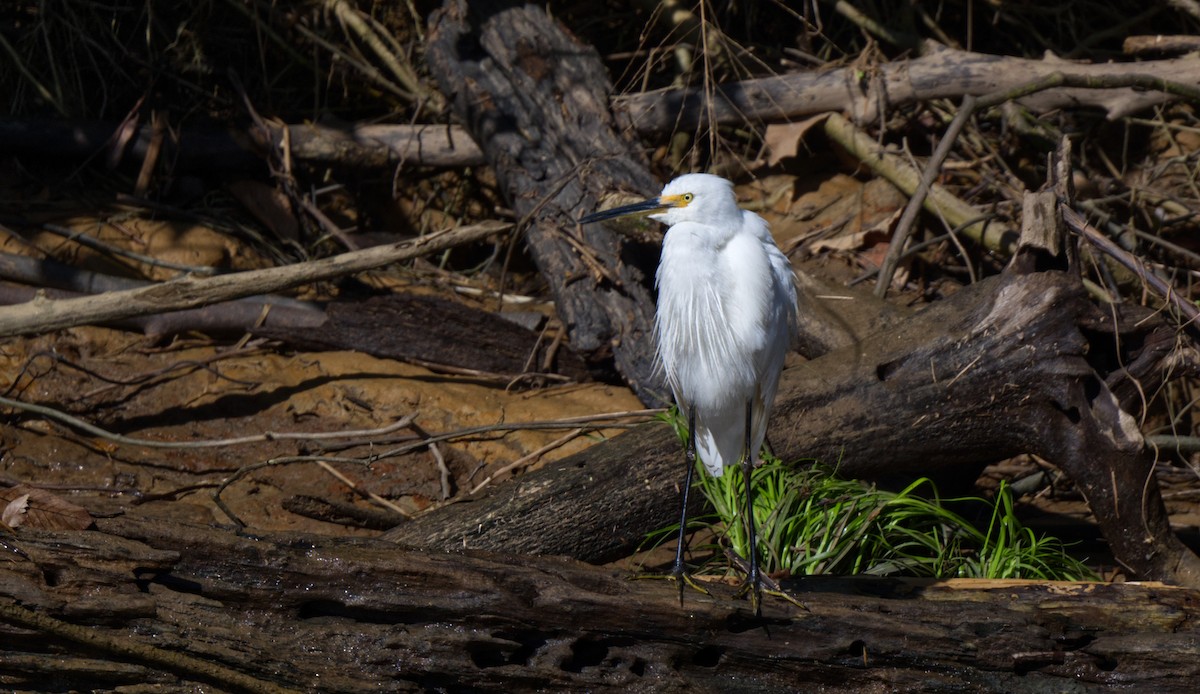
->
[743,399,762,616]
[671,406,698,606]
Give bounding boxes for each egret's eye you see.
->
[681,193,694,204]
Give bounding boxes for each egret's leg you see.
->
[671,406,707,605]
[741,400,763,616]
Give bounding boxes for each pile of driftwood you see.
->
[4,1,1200,691]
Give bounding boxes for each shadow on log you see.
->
[3,516,1200,692]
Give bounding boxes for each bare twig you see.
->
[210,410,658,527]
[326,0,444,110]
[1063,207,1200,328]
[468,427,585,496]
[370,409,662,460]
[875,95,978,297]
[35,222,217,275]
[0,395,417,450]
[823,113,1020,256]
[406,420,452,501]
[315,461,412,519]
[212,454,375,527]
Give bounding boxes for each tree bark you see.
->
[424,0,667,404]
[3,515,1199,693]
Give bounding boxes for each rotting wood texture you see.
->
[3,516,1199,692]
[425,0,667,404]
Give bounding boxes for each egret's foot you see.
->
[735,575,763,616]
[671,564,713,606]
[636,565,712,606]
[726,549,808,614]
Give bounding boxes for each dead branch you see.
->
[254,121,485,169]
[0,220,509,338]
[7,48,1198,181]
[0,120,486,171]
[822,112,1020,255]
[618,44,1200,131]
[252,293,591,382]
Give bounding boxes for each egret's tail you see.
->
[694,409,765,478]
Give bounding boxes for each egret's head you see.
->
[579,173,741,227]
[652,173,738,226]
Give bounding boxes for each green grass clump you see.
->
[656,412,1096,581]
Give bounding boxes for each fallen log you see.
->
[253,293,590,381]
[2,515,1199,692]
[7,47,1199,174]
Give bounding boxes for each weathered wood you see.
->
[0,221,509,338]
[386,416,686,563]
[3,516,1199,692]
[0,251,329,338]
[425,1,666,404]
[0,120,485,171]
[0,253,577,376]
[617,44,1200,132]
[262,122,486,169]
[5,46,1199,182]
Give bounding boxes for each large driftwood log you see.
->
[385,189,1200,589]
[3,515,1199,692]
[424,0,667,403]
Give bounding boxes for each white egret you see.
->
[581,173,797,614]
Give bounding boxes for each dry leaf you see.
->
[809,206,902,256]
[761,115,826,167]
[0,485,93,531]
[2,494,29,528]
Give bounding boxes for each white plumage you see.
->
[651,174,798,476]
[581,173,798,614]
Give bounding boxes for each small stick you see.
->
[406,420,452,501]
[469,428,585,496]
[1063,207,1200,327]
[315,460,411,518]
[0,396,417,450]
[875,95,977,297]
